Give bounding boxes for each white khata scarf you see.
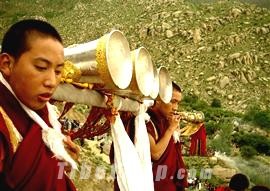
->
[0,73,77,169]
[111,103,154,191]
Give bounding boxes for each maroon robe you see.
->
[0,82,76,191]
[215,186,231,191]
[147,110,188,191]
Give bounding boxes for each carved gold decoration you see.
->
[178,111,205,123]
[96,34,113,88]
[61,60,94,89]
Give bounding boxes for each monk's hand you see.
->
[61,136,80,173]
[104,108,119,124]
[167,111,181,132]
[63,136,80,161]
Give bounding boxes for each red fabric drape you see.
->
[215,186,231,191]
[189,123,207,156]
[69,106,111,140]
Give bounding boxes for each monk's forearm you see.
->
[150,128,174,160]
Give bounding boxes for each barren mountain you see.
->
[1,0,269,113]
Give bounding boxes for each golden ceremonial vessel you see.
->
[178,111,205,136]
[63,30,133,90]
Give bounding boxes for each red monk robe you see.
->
[147,110,188,191]
[214,186,231,191]
[0,82,76,191]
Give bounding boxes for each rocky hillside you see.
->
[1,1,270,189]
[138,1,270,113]
[0,0,269,113]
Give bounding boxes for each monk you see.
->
[0,19,79,190]
[215,173,250,191]
[147,82,188,191]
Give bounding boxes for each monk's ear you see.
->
[0,53,14,77]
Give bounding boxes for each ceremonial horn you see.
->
[129,47,155,97]
[149,64,159,99]
[64,30,133,90]
[158,66,172,103]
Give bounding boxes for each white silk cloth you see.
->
[111,104,154,191]
[0,73,77,169]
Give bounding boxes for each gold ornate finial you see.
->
[61,60,94,89]
[61,60,82,82]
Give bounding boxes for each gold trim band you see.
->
[96,34,114,89]
[0,106,22,153]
